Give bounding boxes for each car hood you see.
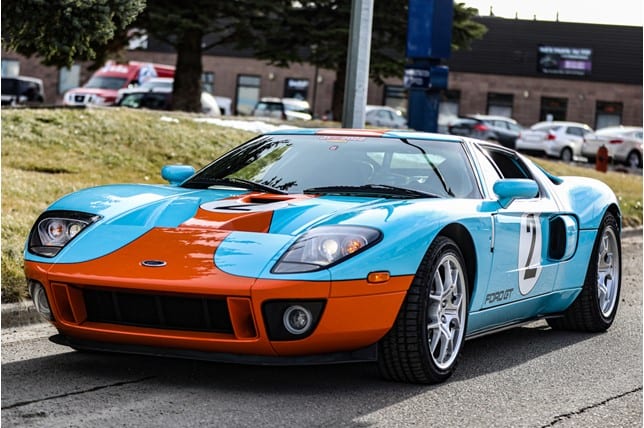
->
[66,87,119,98]
[27,184,396,263]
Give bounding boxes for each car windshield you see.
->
[84,76,128,90]
[182,134,480,198]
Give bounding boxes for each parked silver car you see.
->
[581,126,643,168]
[516,121,593,162]
[365,105,407,129]
[252,97,312,121]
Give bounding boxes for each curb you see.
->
[3,227,641,330]
[2,300,45,329]
[621,227,642,239]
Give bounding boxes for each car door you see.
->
[563,126,588,155]
[479,148,560,310]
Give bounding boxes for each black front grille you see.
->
[83,289,233,334]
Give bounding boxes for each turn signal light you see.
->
[367,271,390,283]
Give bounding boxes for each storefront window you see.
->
[487,93,513,117]
[595,101,622,129]
[235,75,261,115]
[58,64,81,94]
[284,78,309,100]
[540,97,568,121]
[202,72,215,94]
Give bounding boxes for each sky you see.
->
[462,0,643,26]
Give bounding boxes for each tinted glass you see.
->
[1,78,19,94]
[85,76,128,90]
[183,135,480,198]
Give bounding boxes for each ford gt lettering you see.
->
[485,289,513,304]
[24,129,622,384]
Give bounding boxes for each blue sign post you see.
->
[406,0,453,132]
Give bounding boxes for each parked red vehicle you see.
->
[63,61,174,106]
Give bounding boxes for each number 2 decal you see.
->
[518,213,542,295]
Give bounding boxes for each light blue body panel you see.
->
[556,176,620,230]
[467,288,581,335]
[25,184,243,263]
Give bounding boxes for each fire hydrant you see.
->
[596,145,609,172]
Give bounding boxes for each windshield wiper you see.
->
[198,177,287,194]
[400,139,455,197]
[303,184,441,199]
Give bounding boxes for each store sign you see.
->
[537,45,592,76]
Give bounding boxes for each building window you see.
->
[235,75,261,115]
[284,78,309,100]
[58,65,81,94]
[438,89,460,133]
[595,101,622,129]
[540,97,567,121]
[1,59,20,77]
[202,72,215,94]
[487,93,513,117]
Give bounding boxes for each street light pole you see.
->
[342,0,373,128]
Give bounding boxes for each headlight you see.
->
[272,226,382,273]
[28,211,101,257]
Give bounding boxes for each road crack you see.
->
[542,386,643,427]
[1,376,155,410]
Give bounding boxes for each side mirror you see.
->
[161,165,195,186]
[493,179,539,208]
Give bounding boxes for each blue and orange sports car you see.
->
[25,129,622,384]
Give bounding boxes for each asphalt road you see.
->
[2,234,641,428]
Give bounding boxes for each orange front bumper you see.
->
[25,256,412,359]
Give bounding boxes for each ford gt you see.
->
[24,128,622,384]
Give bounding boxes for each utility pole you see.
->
[342,0,373,128]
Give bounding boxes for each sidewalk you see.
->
[3,227,641,330]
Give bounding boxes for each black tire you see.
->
[548,213,621,332]
[560,147,573,162]
[625,150,642,169]
[378,236,469,384]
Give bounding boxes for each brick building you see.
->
[2,16,642,129]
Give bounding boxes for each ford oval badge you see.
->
[141,260,167,267]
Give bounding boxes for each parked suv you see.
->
[1,76,45,105]
[447,115,523,149]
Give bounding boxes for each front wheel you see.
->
[548,212,621,331]
[378,236,468,384]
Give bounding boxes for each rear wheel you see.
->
[625,150,642,168]
[548,213,621,331]
[378,236,468,384]
[560,147,573,162]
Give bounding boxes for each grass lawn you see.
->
[2,108,641,302]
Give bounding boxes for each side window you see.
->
[493,120,509,129]
[566,127,583,137]
[484,148,532,179]
[508,122,522,132]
